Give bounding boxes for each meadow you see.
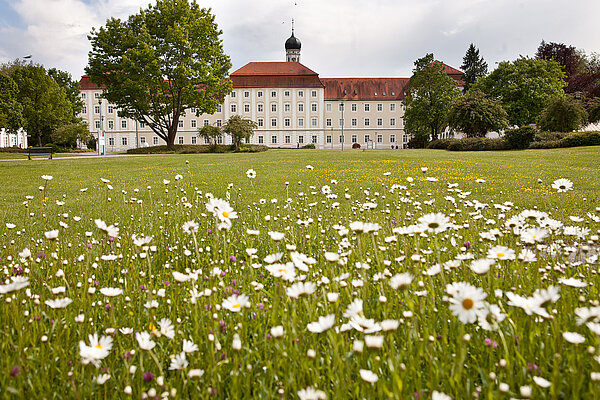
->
[0,147,599,399]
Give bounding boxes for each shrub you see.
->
[127,144,268,154]
[561,131,600,147]
[504,126,537,149]
[533,131,571,143]
[426,139,459,149]
[0,146,27,153]
[300,143,316,149]
[446,137,510,151]
[352,143,361,149]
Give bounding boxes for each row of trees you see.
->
[0,61,90,147]
[405,41,600,147]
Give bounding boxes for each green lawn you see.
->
[0,147,599,399]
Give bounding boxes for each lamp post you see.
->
[98,99,104,154]
[340,101,345,151]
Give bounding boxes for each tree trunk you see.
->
[37,133,42,147]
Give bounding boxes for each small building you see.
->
[0,128,28,148]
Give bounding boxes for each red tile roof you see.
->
[433,61,465,85]
[230,62,324,88]
[322,78,410,101]
[79,74,104,90]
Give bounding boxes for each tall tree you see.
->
[197,124,221,146]
[0,73,23,133]
[10,65,73,146]
[461,44,488,92]
[48,68,84,120]
[404,53,461,145]
[51,122,92,148]
[538,96,588,132]
[473,57,566,126]
[222,115,257,150]
[86,0,232,149]
[447,90,508,138]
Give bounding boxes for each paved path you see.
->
[0,153,154,162]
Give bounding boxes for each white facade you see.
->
[0,128,27,148]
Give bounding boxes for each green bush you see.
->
[533,131,571,143]
[445,137,510,151]
[426,139,459,149]
[127,144,269,155]
[300,143,316,149]
[561,131,600,147]
[0,147,27,153]
[504,126,537,149]
[528,140,565,149]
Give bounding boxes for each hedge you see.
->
[127,144,269,154]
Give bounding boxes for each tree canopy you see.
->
[447,90,508,138]
[460,44,488,92]
[51,122,92,148]
[222,115,257,150]
[538,96,588,132]
[48,68,84,121]
[404,54,461,145]
[197,124,221,146]
[0,73,23,133]
[86,0,232,148]
[473,57,567,126]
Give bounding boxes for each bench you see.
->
[27,147,53,160]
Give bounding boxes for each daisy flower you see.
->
[446,282,487,324]
[222,294,250,312]
[136,331,156,351]
[286,282,317,299]
[297,387,327,400]
[246,168,257,179]
[44,230,59,240]
[79,333,113,368]
[183,339,198,353]
[417,213,450,233]
[563,331,585,344]
[432,391,452,400]
[99,287,123,297]
[359,369,378,383]
[169,352,188,370]
[306,314,336,333]
[182,220,199,234]
[389,273,413,289]
[487,245,516,260]
[551,178,573,192]
[45,298,73,309]
[469,259,495,275]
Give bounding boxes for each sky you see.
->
[1,0,599,81]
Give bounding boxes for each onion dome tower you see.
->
[285,19,301,62]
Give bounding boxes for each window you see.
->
[326,135,332,143]
[140,137,146,145]
[271,91,276,98]
[326,118,332,127]
[271,118,277,127]
[377,134,383,143]
[311,103,317,112]
[390,104,396,112]
[121,120,127,129]
[258,135,264,144]
[153,137,159,145]
[94,120,100,129]
[351,135,357,143]
[82,106,87,114]
[203,120,209,126]
[298,90,304,97]
[217,136,223,144]
[338,103,344,112]
[285,135,291,144]
[351,118,357,127]
[230,91,236,98]
[312,135,317,144]
[122,137,128,146]
[271,103,277,112]
[298,118,304,127]
[217,105,222,113]
[284,90,290,97]
[257,91,263,98]
[284,103,290,112]
[403,134,408,143]
[108,120,114,130]
[377,118,383,126]
[191,120,197,128]
[81,93,86,99]
[108,105,114,114]
[244,104,250,112]
[364,118,370,127]
[216,120,222,127]
[257,104,264,112]
[311,118,317,127]
[298,103,304,112]
[271,135,277,144]
[312,90,317,97]
[190,107,197,114]
[351,103,357,112]
[94,92,100,99]
[94,105,100,114]
[204,137,210,144]
[178,136,184,144]
[231,104,237,113]
[178,120,184,128]
[326,104,332,112]
[298,136,304,144]
[364,104,370,112]
[108,137,114,146]
[140,122,145,128]
[244,91,249,98]
[390,134,396,143]
[390,118,396,126]
[284,118,291,127]
[377,103,383,111]
[191,136,197,144]
[365,134,370,143]
[82,120,88,126]
[257,118,264,127]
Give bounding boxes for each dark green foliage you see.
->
[50,123,91,148]
[561,131,600,147]
[539,96,588,132]
[461,44,488,92]
[447,90,508,137]
[0,73,23,132]
[198,125,222,146]
[223,115,257,150]
[503,126,537,149]
[126,144,268,154]
[86,0,232,148]
[300,143,315,149]
[585,97,600,124]
[473,57,567,126]
[47,68,84,120]
[426,137,509,151]
[404,54,462,142]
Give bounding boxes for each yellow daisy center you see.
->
[222,211,229,218]
[95,344,103,349]
[232,303,241,309]
[462,298,474,310]
[149,323,156,331]
[497,252,505,258]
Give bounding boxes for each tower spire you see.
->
[285,19,301,62]
[292,18,294,34]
